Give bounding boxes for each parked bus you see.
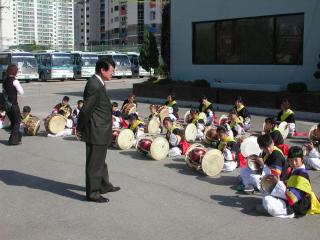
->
[71,51,98,80]
[126,52,153,78]
[97,51,132,79]
[0,50,38,82]
[34,51,74,81]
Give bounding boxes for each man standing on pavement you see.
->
[77,59,120,203]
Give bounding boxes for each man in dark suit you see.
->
[77,59,120,203]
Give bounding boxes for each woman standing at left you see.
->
[3,64,24,145]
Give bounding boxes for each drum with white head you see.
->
[114,128,135,150]
[185,143,224,176]
[147,117,161,134]
[136,134,169,160]
[240,136,262,171]
[185,123,197,142]
[260,175,278,194]
[122,103,137,117]
[278,121,289,139]
[157,106,170,124]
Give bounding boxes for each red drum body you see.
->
[137,138,153,155]
[187,147,207,165]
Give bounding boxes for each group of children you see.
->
[47,96,84,137]
[109,93,320,218]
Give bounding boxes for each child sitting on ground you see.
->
[304,123,320,170]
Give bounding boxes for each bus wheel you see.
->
[26,80,30,83]
[117,77,122,79]
[60,79,65,82]
[39,73,46,82]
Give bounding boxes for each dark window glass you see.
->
[276,14,303,64]
[193,22,216,64]
[193,13,304,65]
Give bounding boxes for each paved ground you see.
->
[1,78,320,240]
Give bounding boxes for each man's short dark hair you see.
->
[95,59,116,74]
[63,96,70,102]
[112,102,118,108]
[257,134,273,149]
[217,126,227,134]
[288,146,303,159]
[23,105,31,113]
[163,116,173,125]
[77,100,84,105]
[265,117,277,126]
[317,123,320,129]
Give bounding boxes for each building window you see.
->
[150,11,156,21]
[192,13,304,65]
[114,6,119,11]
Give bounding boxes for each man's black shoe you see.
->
[87,196,109,203]
[107,186,120,193]
[101,186,121,194]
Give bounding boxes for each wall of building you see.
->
[0,0,73,51]
[0,0,16,50]
[171,0,320,91]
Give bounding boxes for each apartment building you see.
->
[104,0,163,45]
[0,0,74,50]
[74,0,165,49]
[74,0,101,50]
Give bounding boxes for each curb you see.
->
[136,97,320,122]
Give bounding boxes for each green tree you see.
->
[139,30,159,76]
[161,2,170,76]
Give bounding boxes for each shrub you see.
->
[287,82,308,93]
[192,79,210,87]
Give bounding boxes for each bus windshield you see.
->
[127,55,139,66]
[81,55,98,67]
[52,54,72,67]
[12,56,37,68]
[113,55,131,67]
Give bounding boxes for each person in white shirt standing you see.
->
[2,64,24,145]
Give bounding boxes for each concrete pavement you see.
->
[1,79,320,240]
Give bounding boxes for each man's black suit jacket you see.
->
[77,75,112,145]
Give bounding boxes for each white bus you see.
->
[71,51,98,80]
[97,51,132,79]
[0,50,39,82]
[34,51,74,81]
[126,52,154,78]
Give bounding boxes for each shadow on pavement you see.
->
[164,162,203,177]
[0,140,8,145]
[165,162,242,187]
[196,174,240,186]
[119,150,155,161]
[0,170,86,201]
[210,194,264,216]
